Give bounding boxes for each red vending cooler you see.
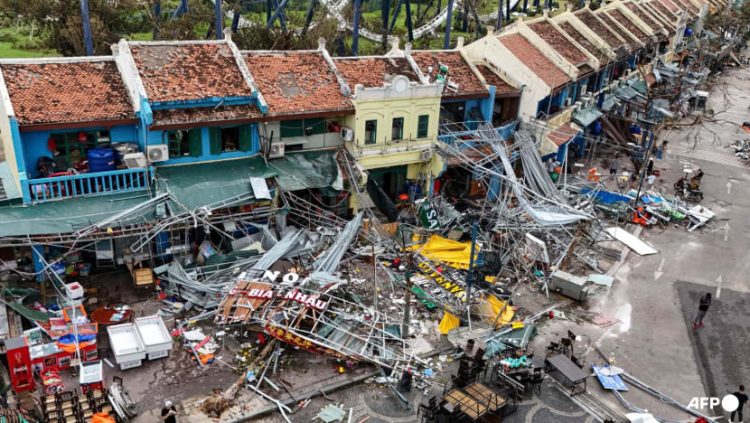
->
[6,337,34,393]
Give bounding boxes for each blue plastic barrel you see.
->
[87,147,116,172]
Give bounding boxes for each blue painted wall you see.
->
[147,123,260,166]
[21,124,138,178]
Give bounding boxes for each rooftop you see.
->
[557,21,608,65]
[528,21,589,66]
[574,10,628,52]
[334,57,420,89]
[498,33,570,89]
[243,50,353,117]
[474,64,519,95]
[596,11,640,48]
[0,60,134,127]
[130,42,253,103]
[651,1,680,21]
[625,3,669,35]
[410,51,488,98]
[606,9,650,42]
[642,1,677,28]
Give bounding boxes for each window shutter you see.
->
[188,129,202,157]
[239,126,253,152]
[209,128,222,155]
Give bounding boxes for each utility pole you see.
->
[80,0,94,56]
[401,228,413,339]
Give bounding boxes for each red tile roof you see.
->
[575,10,628,51]
[659,0,682,12]
[411,51,488,98]
[151,104,262,129]
[606,9,650,42]
[625,3,669,36]
[651,1,679,21]
[642,2,677,29]
[243,51,352,117]
[0,61,134,126]
[499,33,570,89]
[558,22,607,66]
[130,43,252,103]
[546,123,580,146]
[334,57,419,89]
[474,64,519,95]
[596,11,640,47]
[673,0,699,15]
[528,21,589,66]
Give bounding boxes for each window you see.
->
[391,117,404,141]
[364,120,377,145]
[280,118,326,138]
[209,126,254,154]
[417,115,429,139]
[46,130,109,172]
[167,129,201,158]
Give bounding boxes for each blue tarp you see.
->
[580,187,631,205]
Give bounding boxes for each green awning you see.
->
[572,107,603,127]
[155,156,276,211]
[0,192,157,238]
[269,151,343,192]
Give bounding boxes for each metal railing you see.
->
[25,167,153,204]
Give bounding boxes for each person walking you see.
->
[693,292,712,330]
[161,400,177,423]
[731,384,748,423]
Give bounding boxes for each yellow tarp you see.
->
[438,311,461,334]
[478,294,515,328]
[408,235,480,270]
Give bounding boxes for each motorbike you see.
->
[674,176,704,202]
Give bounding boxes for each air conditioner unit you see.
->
[269,142,285,159]
[146,145,169,163]
[340,127,354,142]
[564,97,573,107]
[420,149,432,161]
[123,152,147,169]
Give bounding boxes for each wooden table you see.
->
[443,388,488,420]
[465,382,507,412]
[546,353,589,396]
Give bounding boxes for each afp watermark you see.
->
[687,395,740,412]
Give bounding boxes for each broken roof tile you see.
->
[411,51,488,98]
[1,60,134,126]
[596,11,640,48]
[606,9,650,42]
[575,10,628,52]
[557,22,607,66]
[474,64,519,95]
[625,3,669,36]
[642,2,677,29]
[498,33,570,89]
[151,104,262,129]
[130,43,252,103]
[547,123,580,146]
[334,57,420,89]
[651,0,680,21]
[528,21,589,66]
[243,51,352,117]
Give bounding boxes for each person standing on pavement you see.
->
[646,172,656,190]
[731,384,748,423]
[609,155,619,175]
[693,292,712,330]
[162,400,177,423]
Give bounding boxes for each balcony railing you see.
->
[349,137,434,156]
[25,167,154,204]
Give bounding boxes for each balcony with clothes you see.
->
[23,129,153,204]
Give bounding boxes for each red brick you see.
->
[499,33,570,89]
[1,61,133,126]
